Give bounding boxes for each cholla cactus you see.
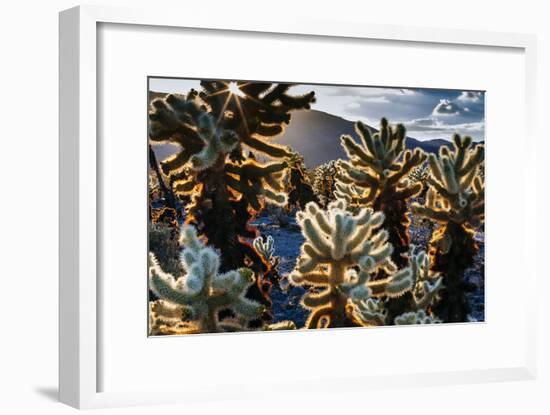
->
[406,246,444,310]
[253,234,283,287]
[149,225,264,333]
[149,83,314,321]
[408,163,429,185]
[264,321,297,331]
[312,161,337,208]
[289,200,415,328]
[148,208,183,278]
[411,134,484,322]
[346,297,387,326]
[333,181,364,208]
[149,83,314,305]
[224,159,289,210]
[253,235,275,261]
[407,163,429,198]
[149,90,210,176]
[149,93,288,207]
[149,299,198,335]
[347,244,443,326]
[394,309,441,325]
[286,152,316,209]
[336,118,427,268]
[412,135,484,227]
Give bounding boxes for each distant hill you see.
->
[148,91,451,167]
[149,91,168,102]
[276,109,449,167]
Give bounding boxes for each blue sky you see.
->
[149,78,485,142]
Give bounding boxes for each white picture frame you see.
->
[59,4,538,409]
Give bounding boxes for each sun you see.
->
[227,81,246,98]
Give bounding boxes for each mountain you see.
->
[148,91,450,167]
[277,109,449,167]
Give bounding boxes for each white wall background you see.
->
[1,1,548,414]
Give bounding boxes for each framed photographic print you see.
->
[59,4,538,409]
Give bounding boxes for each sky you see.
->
[149,78,485,142]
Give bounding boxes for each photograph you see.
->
[147,78,485,336]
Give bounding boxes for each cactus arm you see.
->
[290,272,330,286]
[149,265,195,306]
[305,306,333,329]
[394,309,441,325]
[302,290,332,309]
[241,135,293,159]
[233,297,265,320]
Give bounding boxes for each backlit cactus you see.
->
[286,152,316,210]
[148,144,178,211]
[149,82,315,322]
[149,299,198,335]
[313,160,338,208]
[264,321,297,331]
[411,134,484,322]
[148,83,314,264]
[224,159,289,210]
[346,244,443,326]
[407,163,429,199]
[336,118,427,268]
[149,92,290,209]
[408,164,429,186]
[148,207,183,278]
[149,225,264,333]
[405,246,444,311]
[289,200,416,328]
[253,235,275,262]
[253,234,283,287]
[394,309,441,325]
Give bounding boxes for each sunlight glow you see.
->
[228,82,246,98]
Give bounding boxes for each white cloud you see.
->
[324,86,417,99]
[406,117,484,132]
[432,99,462,116]
[403,117,484,141]
[360,96,391,103]
[457,91,482,102]
[406,118,441,128]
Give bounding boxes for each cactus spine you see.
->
[412,134,484,322]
